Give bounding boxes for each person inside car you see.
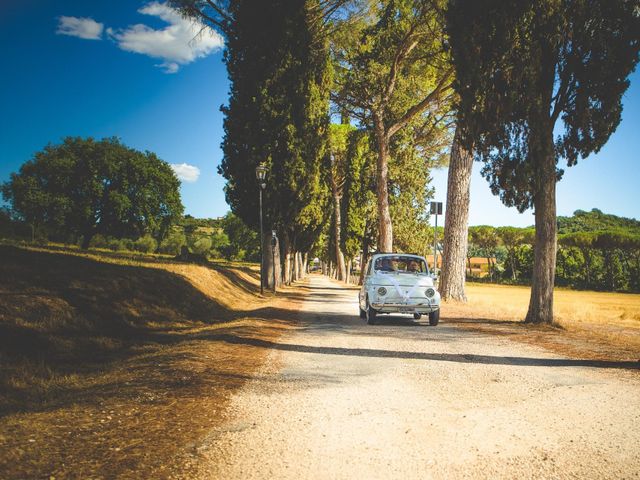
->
[378,257,395,272]
[407,260,420,272]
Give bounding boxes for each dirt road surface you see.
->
[188,275,640,479]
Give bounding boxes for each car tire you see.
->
[359,306,366,319]
[413,313,422,320]
[429,309,440,326]
[366,299,377,325]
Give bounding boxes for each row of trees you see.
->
[171,0,639,322]
[170,0,453,288]
[465,223,640,293]
[4,2,635,323]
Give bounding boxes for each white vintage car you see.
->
[358,253,440,326]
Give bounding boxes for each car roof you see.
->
[371,253,425,260]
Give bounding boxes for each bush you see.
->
[159,232,186,255]
[106,237,125,251]
[191,236,212,256]
[89,234,109,249]
[133,235,157,253]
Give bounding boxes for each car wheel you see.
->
[429,309,440,326]
[366,299,377,325]
[359,305,366,319]
[413,313,422,320]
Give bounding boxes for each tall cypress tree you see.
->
[448,0,639,323]
[172,0,332,284]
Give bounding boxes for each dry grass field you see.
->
[444,282,640,361]
[0,245,302,479]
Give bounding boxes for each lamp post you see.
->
[256,164,267,295]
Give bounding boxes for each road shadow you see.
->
[206,333,640,371]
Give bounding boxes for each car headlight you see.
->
[425,288,435,298]
[377,287,387,296]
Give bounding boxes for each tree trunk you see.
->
[264,232,281,290]
[359,228,370,285]
[346,259,352,284]
[293,251,298,282]
[81,234,93,250]
[303,252,308,277]
[374,114,393,252]
[331,166,347,281]
[525,125,557,324]
[439,128,473,301]
[282,235,292,286]
[81,225,96,250]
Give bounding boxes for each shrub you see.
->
[159,232,186,255]
[191,237,212,256]
[133,235,157,253]
[89,234,109,249]
[106,237,125,251]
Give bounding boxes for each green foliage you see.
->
[333,0,453,136]
[191,236,213,256]
[218,0,330,256]
[220,212,259,261]
[341,130,376,259]
[1,137,184,248]
[209,231,230,257]
[388,130,435,256]
[461,211,640,291]
[496,226,525,280]
[133,235,158,254]
[468,226,500,279]
[159,231,187,256]
[558,208,640,234]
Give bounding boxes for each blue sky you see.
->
[1,1,639,226]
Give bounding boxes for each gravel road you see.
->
[191,275,640,479]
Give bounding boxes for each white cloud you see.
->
[107,2,224,73]
[156,62,180,74]
[171,163,200,182]
[57,16,104,40]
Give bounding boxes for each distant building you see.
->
[424,254,495,277]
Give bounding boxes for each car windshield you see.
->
[374,256,428,274]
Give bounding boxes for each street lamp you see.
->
[256,164,267,295]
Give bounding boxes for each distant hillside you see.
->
[557,209,640,234]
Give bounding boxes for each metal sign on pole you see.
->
[430,201,443,273]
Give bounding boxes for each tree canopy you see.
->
[1,137,183,248]
[448,0,640,211]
